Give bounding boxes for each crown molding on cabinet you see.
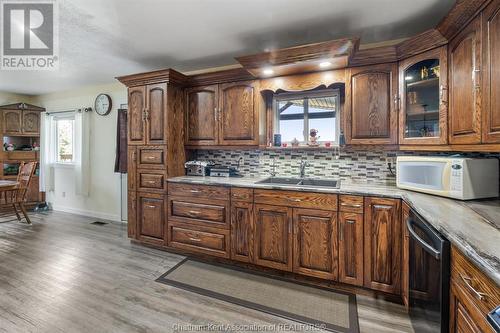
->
[116,68,188,87]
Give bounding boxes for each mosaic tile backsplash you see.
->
[195,149,500,185]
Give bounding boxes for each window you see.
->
[54,116,75,163]
[274,90,340,144]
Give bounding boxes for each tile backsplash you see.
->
[195,148,500,185]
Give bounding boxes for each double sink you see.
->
[255,177,340,189]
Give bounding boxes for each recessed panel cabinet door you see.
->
[3,110,22,134]
[185,85,218,145]
[137,193,166,245]
[219,81,259,146]
[230,201,254,263]
[345,63,398,144]
[128,86,146,145]
[482,0,500,143]
[254,204,293,271]
[22,111,40,135]
[338,212,364,286]
[293,208,337,280]
[146,83,167,145]
[363,197,401,294]
[449,15,482,145]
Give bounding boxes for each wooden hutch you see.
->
[0,103,45,206]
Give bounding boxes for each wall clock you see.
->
[94,93,112,116]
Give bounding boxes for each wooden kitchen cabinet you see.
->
[292,208,338,280]
[338,211,364,286]
[401,202,410,309]
[137,192,166,245]
[3,110,22,135]
[448,15,482,145]
[230,201,254,263]
[345,63,399,145]
[185,80,259,147]
[185,85,218,145]
[254,204,293,271]
[482,0,500,143]
[363,197,401,294]
[128,83,168,145]
[21,111,40,135]
[399,46,448,145]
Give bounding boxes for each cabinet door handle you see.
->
[132,151,137,162]
[461,275,487,301]
[439,85,448,105]
[473,68,481,89]
[346,220,356,224]
[394,94,400,111]
[341,203,362,208]
[340,224,344,241]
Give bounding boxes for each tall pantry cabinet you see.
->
[117,69,187,245]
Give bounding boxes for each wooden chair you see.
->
[0,161,37,224]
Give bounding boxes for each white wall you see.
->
[0,92,36,105]
[33,82,127,221]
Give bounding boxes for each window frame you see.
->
[52,114,76,165]
[273,89,340,145]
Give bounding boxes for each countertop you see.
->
[168,176,500,286]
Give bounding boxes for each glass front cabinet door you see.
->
[399,46,448,145]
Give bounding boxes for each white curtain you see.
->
[39,113,55,192]
[74,110,91,196]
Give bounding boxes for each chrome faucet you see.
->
[299,159,310,178]
[269,158,278,177]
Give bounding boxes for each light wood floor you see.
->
[0,211,414,333]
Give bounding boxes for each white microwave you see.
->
[396,156,499,200]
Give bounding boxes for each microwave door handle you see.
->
[406,218,441,260]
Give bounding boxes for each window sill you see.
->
[52,163,75,169]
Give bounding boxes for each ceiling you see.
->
[0,0,455,95]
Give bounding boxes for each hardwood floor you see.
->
[0,211,413,332]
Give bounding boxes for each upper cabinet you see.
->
[448,15,482,145]
[128,83,168,146]
[1,105,43,137]
[185,80,259,147]
[482,0,500,143]
[399,46,448,145]
[345,63,399,145]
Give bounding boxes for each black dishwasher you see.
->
[407,209,450,333]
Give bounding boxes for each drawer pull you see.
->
[189,237,201,242]
[341,203,362,208]
[147,156,156,160]
[188,210,201,215]
[147,181,156,184]
[190,190,201,193]
[288,198,301,202]
[145,205,156,209]
[461,275,487,301]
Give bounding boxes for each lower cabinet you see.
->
[363,197,401,294]
[253,204,293,271]
[293,208,338,280]
[168,222,230,258]
[450,280,492,333]
[230,201,254,263]
[338,211,364,286]
[137,192,166,245]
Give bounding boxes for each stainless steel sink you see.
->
[255,177,302,185]
[298,178,340,188]
[255,177,340,188]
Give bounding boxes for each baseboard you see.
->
[50,204,123,222]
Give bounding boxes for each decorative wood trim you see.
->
[236,38,359,77]
[259,69,346,92]
[396,29,448,59]
[116,68,188,87]
[349,45,398,67]
[437,0,493,40]
[187,68,255,86]
[0,103,45,111]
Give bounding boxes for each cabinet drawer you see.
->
[231,187,253,202]
[168,183,229,200]
[168,223,230,258]
[168,197,229,229]
[451,246,500,316]
[137,146,166,169]
[6,151,36,160]
[254,189,337,211]
[339,195,364,213]
[137,170,166,192]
